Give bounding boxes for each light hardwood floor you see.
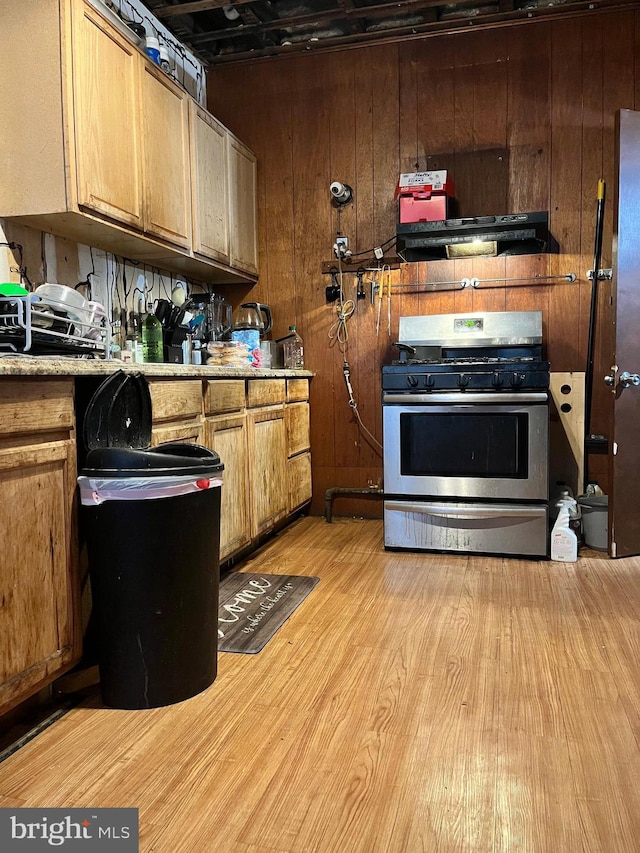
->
[2,516,640,851]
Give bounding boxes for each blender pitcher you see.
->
[206,296,232,341]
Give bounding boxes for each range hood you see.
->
[396,211,554,261]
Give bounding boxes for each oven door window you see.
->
[400,411,529,479]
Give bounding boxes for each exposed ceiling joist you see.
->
[139,0,640,64]
[155,0,257,17]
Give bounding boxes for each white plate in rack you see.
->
[35,284,88,325]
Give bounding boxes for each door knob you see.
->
[620,371,640,387]
[604,373,616,387]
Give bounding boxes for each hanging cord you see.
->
[328,255,355,352]
[327,229,381,453]
[348,234,397,259]
[342,361,383,454]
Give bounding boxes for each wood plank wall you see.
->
[208,12,640,515]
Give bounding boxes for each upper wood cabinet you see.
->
[0,0,257,284]
[228,135,259,276]
[141,65,192,249]
[191,104,230,264]
[73,3,143,227]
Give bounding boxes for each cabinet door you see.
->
[151,421,203,447]
[228,134,258,275]
[204,414,250,561]
[141,64,192,248]
[191,104,229,263]
[288,451,312,512]
[0,441,79,714]
[204,380,245,416]
[72,1,143,227]
[287,378,310,403]
[247,407,287,537]
[286,402,310,457]
[149,379,203,446]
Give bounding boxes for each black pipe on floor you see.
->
[324,486,383,523]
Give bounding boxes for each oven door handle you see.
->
[389,502,546,520]
[382,392,549,404]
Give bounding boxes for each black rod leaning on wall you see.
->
[584,180,606,451]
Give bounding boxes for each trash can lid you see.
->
[578,495,608,509]
[81,371,223,478]
[82,442,222,478]
[84,370,152,451]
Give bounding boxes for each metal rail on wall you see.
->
[387,272,577,292]
[321,269,577,297]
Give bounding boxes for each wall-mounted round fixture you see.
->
[223,5,240,20]
[330,181,353,207]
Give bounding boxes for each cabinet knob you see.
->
[620,371,640,387]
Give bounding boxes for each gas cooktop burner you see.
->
[382,355,550,392]
[386,311,550,392]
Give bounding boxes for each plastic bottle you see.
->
[283,325,304,369]
[125,310,142,363]
[551,506,578,562]
[585,481,604,497]
[552,485,573,512]
[144,36,161,64]
[557,495,583,547]
[110,317,123,359]
[141,301,163,363]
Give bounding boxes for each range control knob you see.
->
[511,372,525,388]
[491,371,504,388]
[424,374,435,388]
[458,373,470,388]
[407,374,419,388]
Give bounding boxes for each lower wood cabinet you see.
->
[286,401,310,457]
[204,413,250,561]
[286,379,312,512]
[0,379,80,716]
[247,406,288,538]
[288,451,312,513]
[0,372,311,717]
[148,379,203,446]
[204,376,310,556]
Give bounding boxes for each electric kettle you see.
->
[231,302,273,365]
[233,302,272,335]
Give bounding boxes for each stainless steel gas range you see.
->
[382,310,550,558]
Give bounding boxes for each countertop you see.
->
[0,355,314,379]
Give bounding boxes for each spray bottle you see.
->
[551,506,578,562]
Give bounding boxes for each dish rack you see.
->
[0,295,111,358]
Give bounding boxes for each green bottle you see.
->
[141,301,163,363]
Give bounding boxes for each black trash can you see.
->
[77,372,224,710]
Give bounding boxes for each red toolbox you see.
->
[396,171,455,224]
